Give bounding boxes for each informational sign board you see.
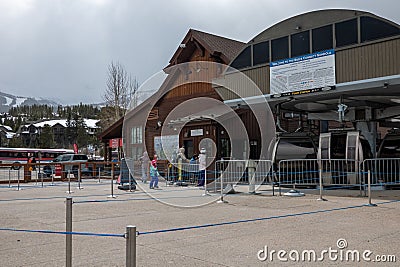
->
[270,49,336,96]
[154,135,179,160]
[190,129,204,136]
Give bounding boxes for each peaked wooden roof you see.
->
[101,29,244,141]
[167,29,245,67]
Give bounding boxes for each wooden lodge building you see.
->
[100,29,246,166]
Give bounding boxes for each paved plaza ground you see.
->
[0,178,399,266]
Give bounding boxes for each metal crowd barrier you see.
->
[0,162,120,184]
[278,159,361,189]
[214,160,274,195]
[3,158,400,192]
[165,162,202,186]
[361,158,400,189]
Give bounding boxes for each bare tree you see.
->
[124,74,140,110]
[103,61,139,122]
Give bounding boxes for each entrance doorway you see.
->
[183,140,194,159]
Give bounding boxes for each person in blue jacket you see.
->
[149,155,159,189]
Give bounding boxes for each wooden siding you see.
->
[165,46,222,99]
[217,37,400,101]
[336,38,400,83]
[140,43,224,158]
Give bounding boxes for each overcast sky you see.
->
[0,0,399,105]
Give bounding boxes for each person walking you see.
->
[149,155,159,189]
[140,151,150,183]
[177,146,189,182]
[31,157,37,171]
[198,148,206,187]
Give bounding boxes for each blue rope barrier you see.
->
[0,227,125,238]
[75,194,206,204]
[0,186,207,203]
[137,199,400,236]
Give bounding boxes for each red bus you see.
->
[0,147,74,165]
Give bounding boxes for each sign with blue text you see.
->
[270,49,336,96]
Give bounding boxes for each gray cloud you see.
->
[0,0,399,105]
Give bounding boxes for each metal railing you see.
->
[214,160,274,195]
[3,158,400,192]
[0,161,120,184]
[361,158,400,188]
[278,159,361,188]
[165,162,202,186]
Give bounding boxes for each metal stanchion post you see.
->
[202,169,210,196]
[108,165,116,198]
[248,162,256,194]
[126,225,136,267]
[66,197,73,267]
[359,164,363,197]
[217,171,227,203]
[77,166,83,190]
[166,165,170,186]
[272,167,276,196]
[41,166,44,188]
[278,169,282,196]
[98,167,101,183]
[16,168,21,191]
[367,170,377,207]
[317,168,327,201]
[66,170,73,194]
[51,169,54,186]
[8,169,11,188]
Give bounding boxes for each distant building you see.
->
[0,125,15,146]
[18,119,99,147]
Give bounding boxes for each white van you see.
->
[52,154,91,177]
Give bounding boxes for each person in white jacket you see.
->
[197,148,206,186]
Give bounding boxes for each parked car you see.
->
[51,154,92,177]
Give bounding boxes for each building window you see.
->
[253,41,269,66]
[271,36,289,61]
[131,126,143,144]
[335,18,358,47]
[312,25,333,52]
[131,146,143,161]
[361,16,400,42]
[230,46,251,70]
[291,30,310,57]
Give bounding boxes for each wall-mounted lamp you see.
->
[295,26,302,30]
